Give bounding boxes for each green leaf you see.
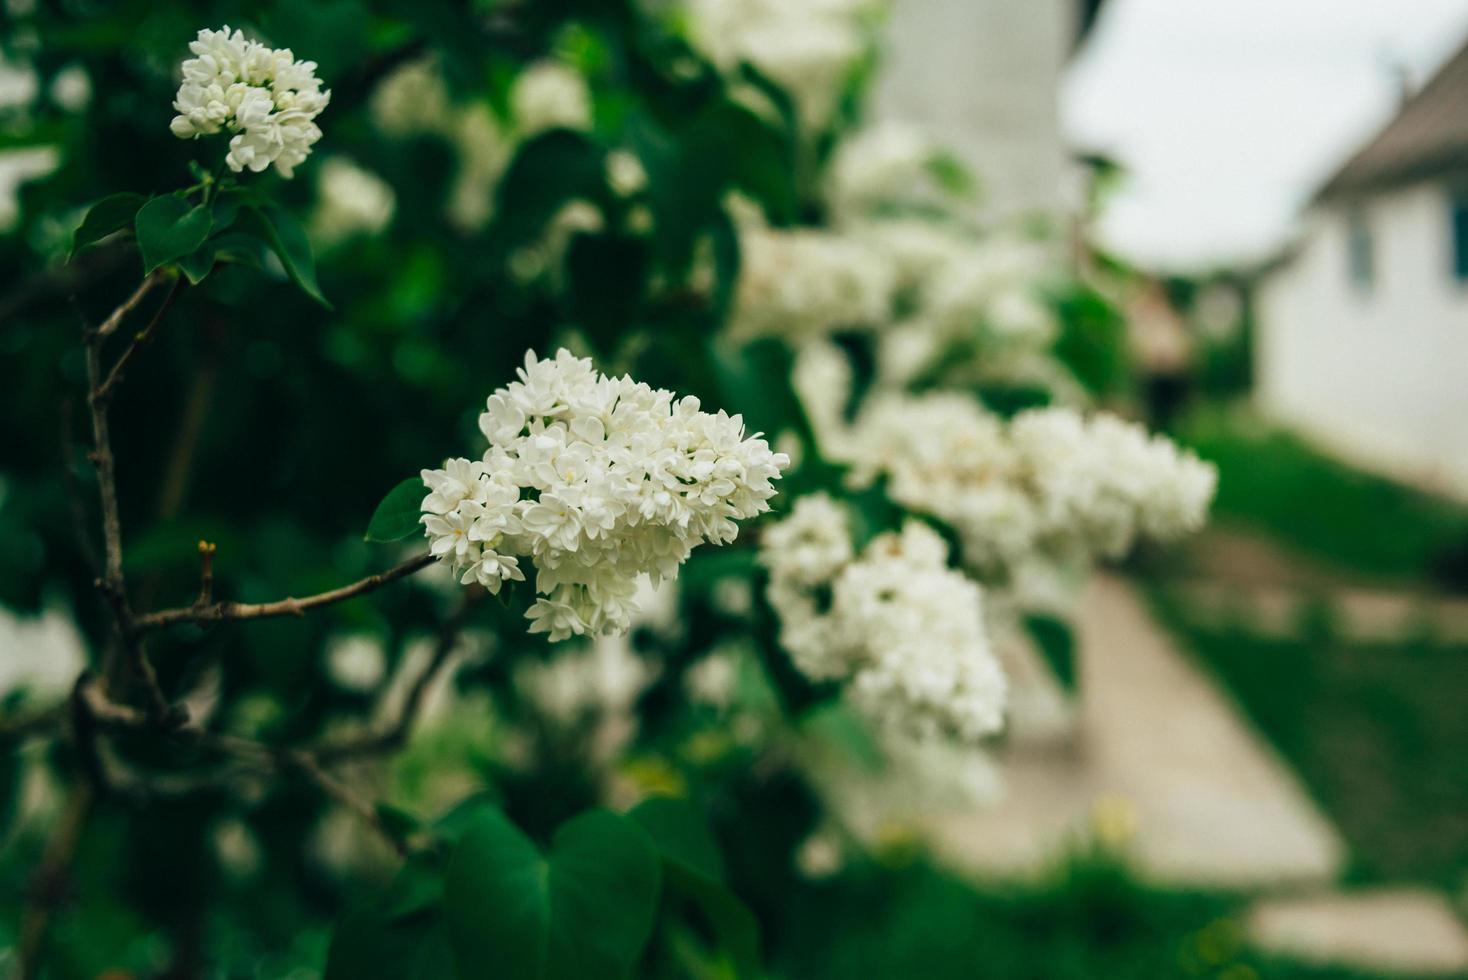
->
[1024,613,1077,692]
[325,858,455,980]
[629,796,724,882]
[177,244,216,285]
[365,477,425,543]
[444,807,662,980]
[376,802,424,845]
[0,735,21,843]
[134,196,213,274]
[70,192,146,260]
[241,204,331,308]
[630,797,760,977]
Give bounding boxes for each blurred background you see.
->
[3,0,1468,977]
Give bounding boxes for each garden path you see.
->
[918,573,1346,887]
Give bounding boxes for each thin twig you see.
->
[132,553,437,633]
[316,590,481,763]
[80,308,170,720]
[282,750,407,856]
[94,270,165,340]
[93,274,186,405]
[195,541,216,606]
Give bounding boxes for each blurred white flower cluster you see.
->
[730,217,895,340]
[840,395,1217,577]
[826,123,950,220]
[761,494,1007,743]
[170,26,330,178]
[421,349,789,641]
[683,0,875,133]
[510,60,593,135]
[312,157,395,247]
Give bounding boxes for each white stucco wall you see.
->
[872,0,1075,225]
[1257,180,1468,496]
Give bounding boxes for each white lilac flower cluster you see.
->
[370,59,509,231]
[683,0,875,134]
[312,157,395,246]
[839,394,1217,577]
[421,349,789,641]
[730,219,895,340]
[510,61,593,135]
[760,494,1007,743]
[170,26,330,178]
[826,123,950,221]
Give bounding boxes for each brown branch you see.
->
[316,590,481,763]
[80,308,170,720]
[94,269,166,340]
[281,750,408,857]
[195,540,217,606]
[132,553,437,634]
[92,273,186,405]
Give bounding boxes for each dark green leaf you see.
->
[365,477,425,543]
[241,205,331,307]
[444,807,662,980]
[1024,613,1077,692]
[376,802,424,845]
[630,795,725,882]
[134,196,213,274]
[177,244,215,285]
[70,192,146,259]
[325,858,454,980]
[630,797,761,977]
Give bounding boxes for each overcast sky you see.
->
[1062,0,1468,269]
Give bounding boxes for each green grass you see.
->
[1150,589,1468,891]
[772,853,1399,980]
[1179,411,1468,585]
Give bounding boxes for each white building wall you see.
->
[872,0,1074,224]
[1258,180,1468,495]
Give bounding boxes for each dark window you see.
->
[1452,190,1468,284]
[1347,208,1374,292]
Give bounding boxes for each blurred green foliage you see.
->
[1180,411,1468,587]
[1149,587,1468,892]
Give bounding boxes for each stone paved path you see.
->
[1247,887,1468,976]
[920,574,1346,888]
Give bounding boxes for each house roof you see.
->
[1316,33,1468,201]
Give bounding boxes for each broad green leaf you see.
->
[241,204,331,307]
[630,796,724,882]
[365,477,425,543]
[177,244,215,285]
[325,858,454,980]
[70,192,146,259]
[444,807,662,980]
[630,796,760,977]
[134,196,213,274]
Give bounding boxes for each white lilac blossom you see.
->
[421,349,789,640]
[684,0,874,134]
[170,26,330,178]
[838,394,1217,577]
[826,123,948,221]
[312,157,395,246]
[730,221,895,339]
[760,495,1007,743]
[370,60,510,231]
[511,61,593,135]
